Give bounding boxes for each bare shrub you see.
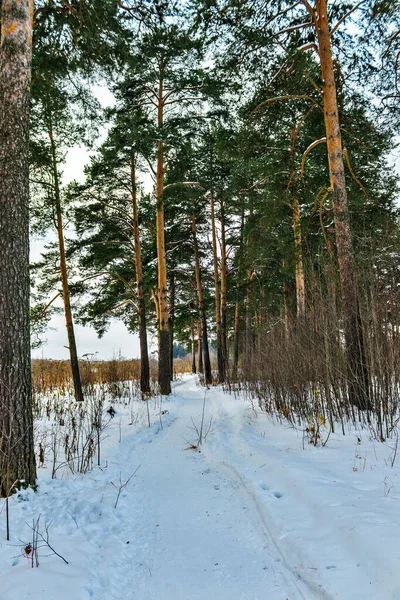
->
[227,253,400,442]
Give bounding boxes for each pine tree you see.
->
[30,0,126,398]
[198,0,379,408]
[0,0,37,496]
[72,114,153,395]
[30,80,94,402]
[108,0,210,393]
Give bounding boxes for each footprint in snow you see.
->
[272,491,283,499]
[259,483,269,491]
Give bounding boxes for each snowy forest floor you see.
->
[1,374,400,600]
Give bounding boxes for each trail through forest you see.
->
[1,375,399,599]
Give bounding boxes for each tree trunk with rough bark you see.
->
[233,210,244,373]
[244,207,255,374]
[191,327,197,374]
[0,0,37,496]
[314,0,370,409]
[156,73,171,395]
[244,268,254,373]
[220,197,228,370]
[191,211,212,384]
[289,128,306,320]
[198,320,204,374]
[169,271,175,381]
[210,191,225,382]
[131,156,150,395]
[292,197,306,319]
[48,122,84,403]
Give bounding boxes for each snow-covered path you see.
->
[1,375,400,599]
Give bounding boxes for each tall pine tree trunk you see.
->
[220,197,228,371]
[314,0,370,409]
[233,210,244,373]
[130,156,150,395]
[0,0,37,496]
[292,197,306,319]
[169,270,175,381]
[244,268,255,373]
[198,320,204,374]
[244,207,255,374]
[210,191,225,382]
[48,122,84,402]
[156,74,171,395]
[289,128,306,319]
[191,326,197,374]
[191,211,212,384]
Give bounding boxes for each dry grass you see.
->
[32,356,193,396]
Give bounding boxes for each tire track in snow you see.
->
[218,460,333,600]
[130,383,313,600]
[203,395,334,600]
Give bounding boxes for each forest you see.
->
[2,1,400,598]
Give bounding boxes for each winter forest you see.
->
[2,0,400,598]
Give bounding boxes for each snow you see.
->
[1,375,400,599]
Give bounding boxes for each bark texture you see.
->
[156,74,170,395]
[244,208,255,373]
[198,320,203,374]
[0,0,37,496]
[233,210,244,373]
[220,198,228,373]
[169,271,175,381]
[289,128,306,319]
[292,198,306,319]
[315,0,370,409]
[191,211,212,384]
[191,327,196,374]
[210,192,225,382]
